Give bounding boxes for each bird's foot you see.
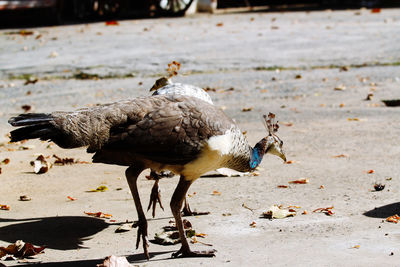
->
[172,246,216,258]
[147,180,164,218]
[181,200,210,217]
[132,219,149,260]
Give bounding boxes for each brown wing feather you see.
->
[94,95,235,165]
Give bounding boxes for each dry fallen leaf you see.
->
[288,178,309,184]
[242,107,253,112]
[67,196,77,201]
[249,221,257,228]
[313,206,334,216]
[281,122,293,127]
[105,20,119,26]
[277,185,288,188]
[84,211,112,219]
[89,185,108,192]
[21,105,32,112]
[386,214,400,224]
[0,240,45,258]
[1,158,10,164]
[97,255,133,267]
[0,204,10,211]
[212,190,221,196]
[263,205,296,219]
[332,154,349,158]
[374,183,385,191]
[302,210,308,215]
[295,74,302,79]
[19,195,31,201]
[334,85,346,91]
[352,245,360,249]
[216,22,223,27]
[31,155,50,174]
[367,169,375,174]
[319,185,325,189]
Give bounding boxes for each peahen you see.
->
[8,94,286,259]
[148,77,214,217]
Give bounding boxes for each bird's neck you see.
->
[249,139,267,170]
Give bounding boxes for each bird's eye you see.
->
[280,141,283,146]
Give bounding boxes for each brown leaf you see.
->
[249,221,257,228]
[21,105,32,112]
[105,20,119,26]
[67,196,77,201]
[386,214,400,223]
[84,211,112,219]
[277,185,288,188]
[332,154,349,158]
[371,8,381,13]
[19,195,31,201]
[367,169,375,174]
[0,240,45,258]
[0,204,10,210]
[212,190,221,196]
[2,158,10,164]
[295,74,302,79]
[216,22,223,27]
[242,107,253,112]
[313,206,334,216]
[288,178,309,184]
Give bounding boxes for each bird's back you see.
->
[152,83,213,105]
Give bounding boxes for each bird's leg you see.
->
[125,165,149,260]
[182,197,210,217]
[171,176,216,258]
[147,171,164,218]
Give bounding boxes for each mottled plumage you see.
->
[8,94,285,259]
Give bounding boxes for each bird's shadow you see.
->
[363,202,400,218]
[0,216,109,250]
[0,216,179,266]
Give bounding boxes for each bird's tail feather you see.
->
[8,113,57,142]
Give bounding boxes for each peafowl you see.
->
[8,94,285,259]
[148,77,214,217]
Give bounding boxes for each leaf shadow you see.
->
[363,202,400,218]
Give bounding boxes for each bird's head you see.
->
[263,113,286,162]
[150,77,172,91]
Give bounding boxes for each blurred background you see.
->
[1,0,400,28]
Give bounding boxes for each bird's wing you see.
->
[97,95,233,165]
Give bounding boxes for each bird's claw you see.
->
[172,247,217,258]
[147,180,164,218]
[181,199,210,217]
[133,219,149,260]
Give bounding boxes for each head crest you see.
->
[262,113,279,136]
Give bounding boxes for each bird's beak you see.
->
[149,85,156,92]
[279,152,287,163]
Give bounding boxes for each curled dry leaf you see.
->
[332,154,348,158]
[167,61,181,78]
[302,210,308,215]
[216,22,223,27]
[374,183,385,191]
[367,169,375,174]
[386,214,400,224]
[212,190,221,196]
[319,185,325,189]
[0,204,10,210]
[84,211,112,219]
[313,206,334,216]
[2,158,10,164]
[97,255,133,267]
[295,74,302,79]
[89,185,108,192]
[31,155,50,174]
[262,205,296,219]
[249,221,257,228]
[0,240,46,258]
[277,185,288,188]
[289,178,309,184]
[334,85,346,91]
[67,196,77,201]
[21,105,32,112]
[242,107,253,112]
[19,195,31,201]
[105,20,119,26]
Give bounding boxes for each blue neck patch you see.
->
[250,147,263,169]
